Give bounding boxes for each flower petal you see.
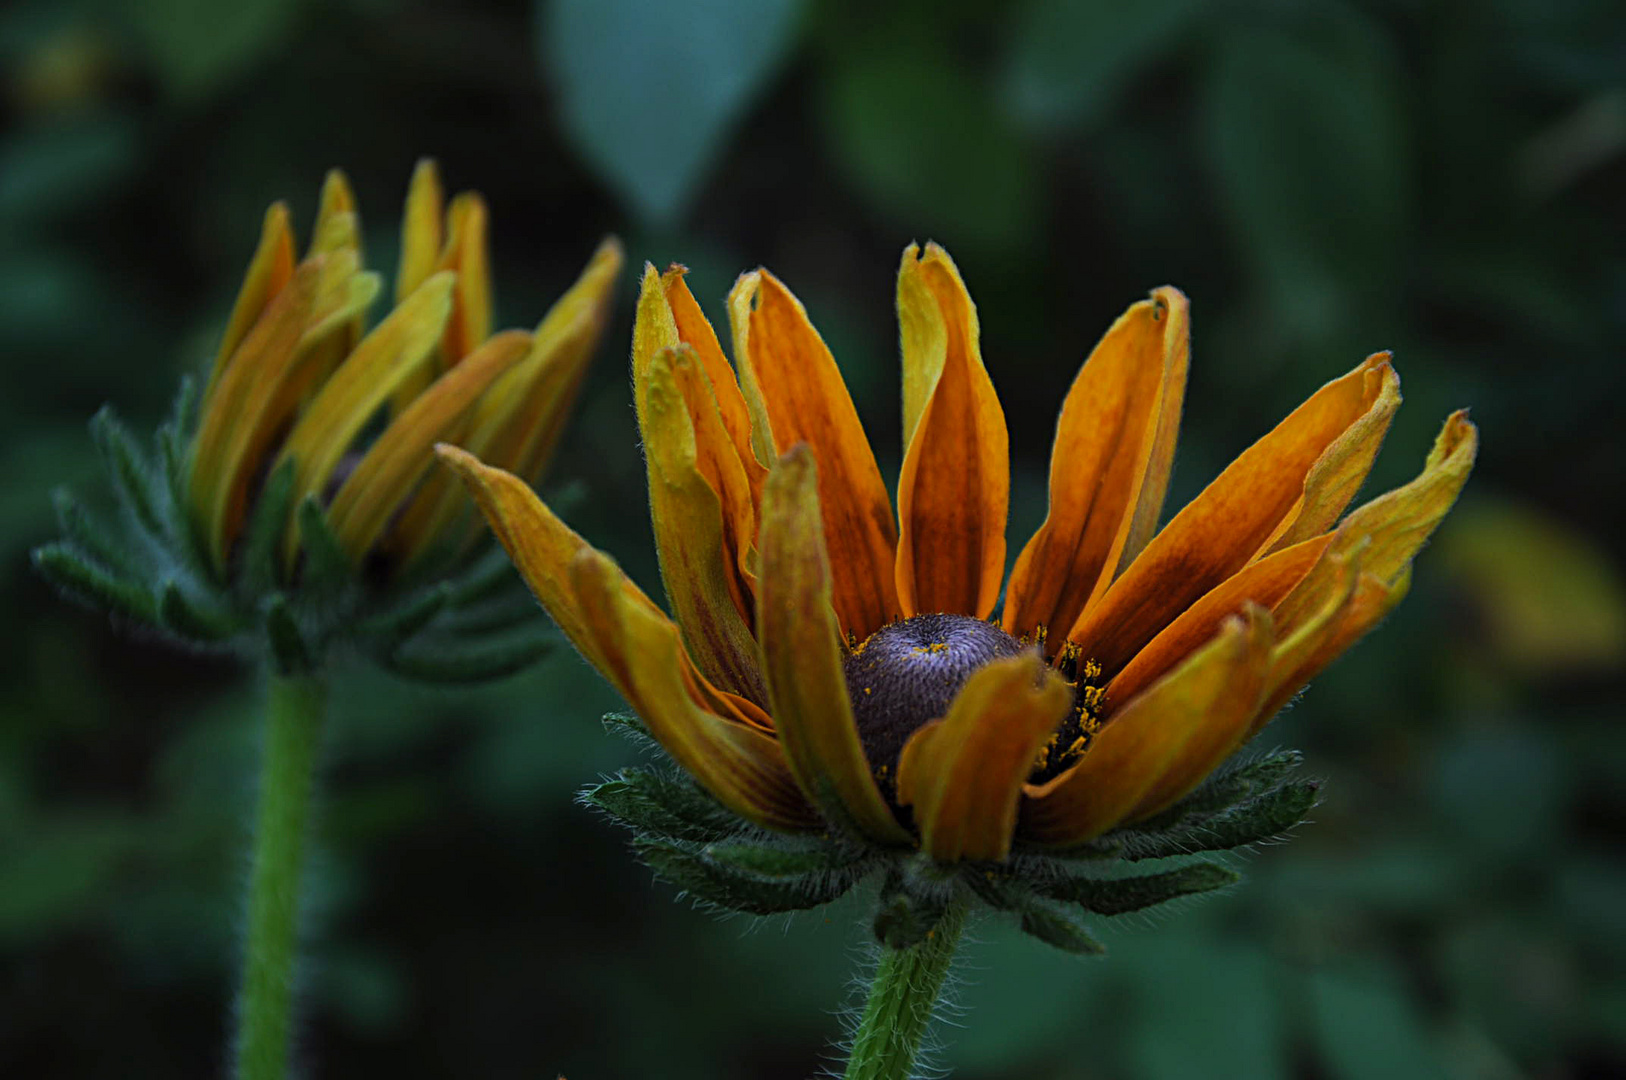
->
[728,269,899,637]
[190,259,323,571]
[894,243,1009,619]
[758,445,912,844]
[897,652,1073,862]
[1020,608,1271,846]
[1067,355,1398,674]
[1004,287,1189,642]
[396,158,444,303]
[388,238,623,567]
[205,201,296,403]
[635,343,766,702]
[326,331,531,560]
[436,192,492,363]
[275,271,454,559]
[570,547,820,832]
[663,266,764,490]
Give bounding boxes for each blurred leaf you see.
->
[0,814,134,944]
[118,0,302,100]
[1127,937,1289,1080]
[1310,969,1448,1080]
[1439,497,1626,676]
[820,51,1040,255]
[1431,725,1567,861]
[539,0,804,225]
[1201,16,1407,336]
[0,113,138,227]
[1002,0,1206,132]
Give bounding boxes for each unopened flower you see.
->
[439,243,1475,947]
[37,162,621,677]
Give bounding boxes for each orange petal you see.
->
[757,446,912,844]
[190,259,323,571]
[1020,609,1271,846]
[1004,287,1189,642]
[436,192,492,363]
[1106,533,1330,708]
[635,343,766,702]
[1067,355,1398,674]
[570,548,819,832]
[274,271,454,561]
[897,653,1073,862]
[894,243,1009,619]
[205,202,296,404]
[663,266,765,492]
[325,330,530,560]
[728,269,899,637]
[388,238,624,567]
[396,159,444,303]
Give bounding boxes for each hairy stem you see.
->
[233,671,327,1080]
[843,902,967,1080]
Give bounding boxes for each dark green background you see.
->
[4,0,1624,1076]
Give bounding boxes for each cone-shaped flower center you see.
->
[844,614,1029,788]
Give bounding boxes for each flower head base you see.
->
[440,242,1476,949]
[35,163,621,677]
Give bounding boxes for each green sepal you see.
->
[873,868,949,949]
[1015,899,1106,955]
[447,544,525,607]
[1121,780,1320,861]
[265,593,313,675]
[702,838,864,880]
[153,375,196,531]
[1135,749,1306,831]
[238,460,297,595]
[32,541,157,623]
[634,838,860,915]
[1033,860,1240,914]
[581,768,742,845]
[382,630,552,683]
[51,488,142,580]
[157,581,236,643]
[89,406,165,542]
[295,496,353,592]
[359,581,452,650]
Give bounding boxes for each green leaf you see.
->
[51,488,140,580]
[634,838,856,916]
[820,51,1040,255]
[1002,0,1206,132]
[1016,899,1105,955]
[1310,969,1447,1080]
[238,459,296,595]
[581,769,743,845]
[540,0,805,225]
[157,581,235,643]
[295,495,353,592]
[359,582,452,651]
[32,542,157,623]
[265,593,312,675]
[1122,781,1321,861]
[119,0,302,101]
[703,839,858,880]
[1137,749,1306,830]
[1036,860,1240,914]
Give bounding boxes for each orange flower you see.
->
[439,242,1476,863]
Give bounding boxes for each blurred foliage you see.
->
[2,0,1624,1077]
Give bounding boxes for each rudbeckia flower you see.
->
[439,243,1474,938]
[37,161,622,677]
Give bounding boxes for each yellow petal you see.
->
[325,330,530,560]
[274,271,454,559]
[1067,355,1397,674]
[1021,608,1271,846]
[205,202,296,404]
[190,259,323,571]
[397,159,444,303]
[728,269,899,637]
[437,192,491,362]
[570,548,820,832]
[1260,351,1403,555]
[636,344,766,701]
[663,266,764,488]
[757,445,911,844]
[389,238,623,566]
[897,653,1073,862]
[894,243,1009,619]
[1004,287,1189,642]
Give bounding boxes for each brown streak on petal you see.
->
[894,243,1009,619]
[896,653,1074,862]
[758,446,911,844]
[728,269,899,637]
[1004,287,1189,642]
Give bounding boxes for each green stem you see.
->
[843,902,968,1080]
[234,671,327,1080]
